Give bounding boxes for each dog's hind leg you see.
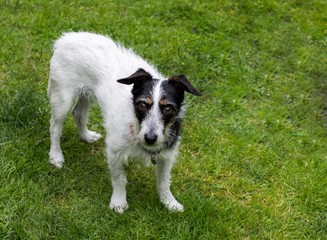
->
[72,95,102,143]
[49,89,75,168]
[156,157,184,212]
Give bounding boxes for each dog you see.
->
[48,32,201,213]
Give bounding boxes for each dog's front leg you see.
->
[156,158,184,212]
[108,153,128,214]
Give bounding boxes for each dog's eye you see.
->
[138,102,147,111]
[163,106,173,115]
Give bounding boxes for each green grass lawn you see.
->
[1,0,326,239]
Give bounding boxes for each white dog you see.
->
[48,32,201,213]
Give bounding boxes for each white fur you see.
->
[48,32,184,213]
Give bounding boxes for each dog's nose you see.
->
[144,133,158,145]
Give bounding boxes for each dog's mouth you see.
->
[139,140,164,154]
[140,141,163,151]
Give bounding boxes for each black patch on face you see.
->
[160,80,185,110]
[159,80,185,124]
[132,79,159,123]
[166,117,182,149]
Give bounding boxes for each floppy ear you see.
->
[117,68,152,85]
[168,75,202,96]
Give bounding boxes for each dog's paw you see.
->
[49,151,65,168]
[162,199,184,212]
[81,130,102,143]
[109,200,129,214]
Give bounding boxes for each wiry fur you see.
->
[48,32,201,213]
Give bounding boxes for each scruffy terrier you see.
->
[48,32,201,213]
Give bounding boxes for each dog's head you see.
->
[118,68,201,152]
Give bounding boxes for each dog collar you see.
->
[150,154,157,165]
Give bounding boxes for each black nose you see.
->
[144,132,158,145]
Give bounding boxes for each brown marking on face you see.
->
[159,98,168,106]
[145,96,153,105]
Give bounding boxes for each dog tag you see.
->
[151,154,157,165]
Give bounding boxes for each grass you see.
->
[0,0,326,239]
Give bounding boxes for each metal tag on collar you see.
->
[151,154,157,165]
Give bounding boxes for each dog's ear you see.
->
[168,75,202,96]
[117,68,152,85]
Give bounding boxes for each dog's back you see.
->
[49,32,163,95]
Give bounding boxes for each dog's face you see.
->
[118,69,201,152]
